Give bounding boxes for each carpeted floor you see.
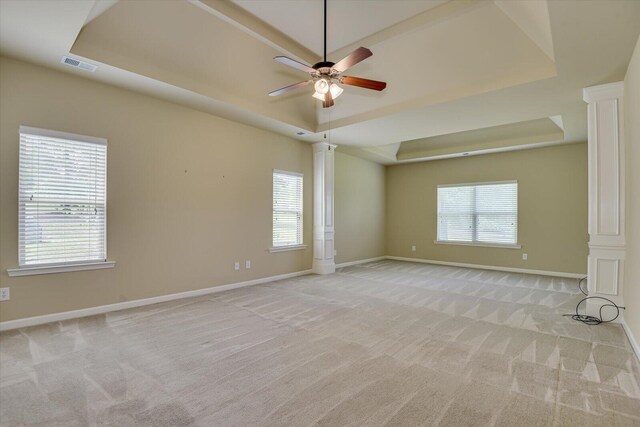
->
[1,260,639,426]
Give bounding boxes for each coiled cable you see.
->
[563,277,625,325]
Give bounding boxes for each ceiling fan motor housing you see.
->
[312,61,335,70]
[312,61,338,83]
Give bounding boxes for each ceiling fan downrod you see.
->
[324,0,327,63]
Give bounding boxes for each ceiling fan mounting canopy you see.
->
[267,0,387,108]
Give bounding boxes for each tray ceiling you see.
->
[231,0,447,56]
[1,0,639,164]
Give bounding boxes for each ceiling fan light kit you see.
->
[268,0,387,108]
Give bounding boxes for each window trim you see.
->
[433,240,521,249]
[268,244,307,253]
[8,261,116,277]
[436,180,519,247]
[13,125,111,273]
[437,179,518,189]
[19,125,107,147]
[271,168,304,250]
[273,168,303,178]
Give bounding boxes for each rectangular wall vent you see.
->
[61,56,97,72]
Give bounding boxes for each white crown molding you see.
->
[395,139,572,164]
[0,269,312,332]
[583,81,624,103]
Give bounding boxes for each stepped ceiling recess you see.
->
[1,0,639,163]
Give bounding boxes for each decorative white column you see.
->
[583,82,626,317]
[312,141,337,274]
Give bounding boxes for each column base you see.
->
[584,247,625,322]
[312,259,336,275]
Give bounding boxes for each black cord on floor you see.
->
[578,276,588,296]
[563,277,625,325]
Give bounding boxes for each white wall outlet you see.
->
[234,262,240,271]
[245,260,251,269]
[411,245,416,252]
[522,253,528,260]
[334,249,337,256]
[0,288,9,301]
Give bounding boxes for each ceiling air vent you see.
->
[61,56,97,72]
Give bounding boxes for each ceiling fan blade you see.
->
[323,91,334,108]
[268,81,310,97]
[331,47,373,73]
[341,76,387,91]
[274,56,316,74]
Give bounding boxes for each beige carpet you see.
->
[1,260,639,426]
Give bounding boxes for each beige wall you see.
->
[334,152,385,264]
[624,35,640,348]
[0,56,314,322]
[0,55,595,324]
[386,143,588,274]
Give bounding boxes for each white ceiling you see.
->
[1,0,639,164]
[231,0,447,57]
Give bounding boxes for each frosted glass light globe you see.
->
[314,78,330,94]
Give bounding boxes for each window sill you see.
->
[269,244,307,253]
[7,261,116,277]
[434,240,521,249]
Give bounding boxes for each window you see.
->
[437,181,518,247]
[272,170,303,249]
[18,126,107,267]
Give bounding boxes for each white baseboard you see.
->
[335,256,386,269]
[385,256,586,279]
[621,319,640,362]
[0,256,588,332]
[0,269,312,332]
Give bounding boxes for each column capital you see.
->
[583,81,624,103]
[312,141,338,152]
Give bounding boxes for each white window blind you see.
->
[437,181,518,245]
[273,170,303,247]
[18,126,107,267]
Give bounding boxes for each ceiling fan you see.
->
[268,0,387,108]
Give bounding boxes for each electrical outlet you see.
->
[0,288,9,301]
[245,260,251,269]
[334,249,337,256]
[411,245,416,252]
[234,262,240,271]
[522,253,528,260]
